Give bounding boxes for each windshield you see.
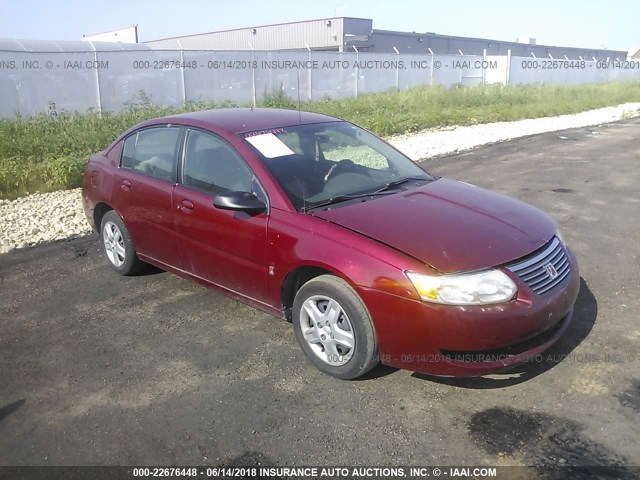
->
[241,121,433,211]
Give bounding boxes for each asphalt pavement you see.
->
[1,118,639,474]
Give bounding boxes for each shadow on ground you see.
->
[0,399,25,424]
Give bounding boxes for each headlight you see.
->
[555,227,566,245]
[406,269,517,305]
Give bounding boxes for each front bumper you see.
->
[359,247,580,377]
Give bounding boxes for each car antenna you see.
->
[302,186,307,213]
[296,70,302,124]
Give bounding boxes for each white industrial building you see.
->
[144,17,626,60]
[82,25,139,44]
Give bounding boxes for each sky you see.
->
[0,0,638,51]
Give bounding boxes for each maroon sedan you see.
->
[82,108,580,379]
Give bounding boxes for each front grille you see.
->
[507,237,571,295]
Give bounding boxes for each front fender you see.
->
[267,208,423,309]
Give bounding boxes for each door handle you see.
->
[120,179,131,191]
[179,199,194,212]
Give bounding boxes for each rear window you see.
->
[121,126,181,182]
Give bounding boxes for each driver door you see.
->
[172,128,270,303]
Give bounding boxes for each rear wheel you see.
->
[292,275,379,379]
[100,211,146,276]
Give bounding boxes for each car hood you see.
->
[312,178,556,273]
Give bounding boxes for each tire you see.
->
[99,211,146,276]
[292,275,379,379]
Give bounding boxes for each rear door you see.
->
[172,128,270,303]
[111,125,182,267]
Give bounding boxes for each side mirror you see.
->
[213,191,266,213]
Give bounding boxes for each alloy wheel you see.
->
[103,221,126,268]
[299,295,355,366]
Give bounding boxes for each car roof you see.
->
[154,108,342,134]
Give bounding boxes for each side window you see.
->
[121,126,180,182]
[182,130,254,194]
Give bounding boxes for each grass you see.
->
[1,81,640,199]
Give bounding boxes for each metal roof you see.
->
[146,17,364,43]
[0,38,150,52]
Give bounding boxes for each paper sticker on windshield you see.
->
[245,128,287,137]
[245,133,295,158]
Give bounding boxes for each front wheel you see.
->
[292,275,379,379]
[100,211,146,276]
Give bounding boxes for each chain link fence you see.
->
[1,45,639,118]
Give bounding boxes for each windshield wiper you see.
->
[302,191,395,213]
[303,176,432,213]
[374,176,431,194]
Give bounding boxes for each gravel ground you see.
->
[0,190,92,254]
[1,102,639,255]
[389,101,640,158]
